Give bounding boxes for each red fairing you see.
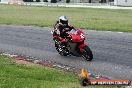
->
[78,43,87,53]
[69,29,85,43]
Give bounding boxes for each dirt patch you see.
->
[15,59,35,66]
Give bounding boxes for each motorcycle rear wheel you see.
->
[82,46,93,61]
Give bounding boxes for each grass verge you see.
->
[0,5,132,32]
[0,55,116,88]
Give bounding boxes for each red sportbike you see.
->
[51,28,93,61]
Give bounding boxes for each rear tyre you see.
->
[82,46,93,61]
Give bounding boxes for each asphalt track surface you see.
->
[0,25,132,80]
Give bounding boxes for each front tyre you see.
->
[82,46,93,61]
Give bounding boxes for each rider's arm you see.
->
[68,24,74,30]
[53,21,63,39]
[54,21,59,29]
[53,21,59,39]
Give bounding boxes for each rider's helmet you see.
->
[59,16,68,27]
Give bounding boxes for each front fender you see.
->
[78,43,87,53]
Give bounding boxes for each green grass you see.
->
[0,55,116,88]
[0,5,132,32]
[0,55,77,88]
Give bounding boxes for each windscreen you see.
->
[69,29,78,34]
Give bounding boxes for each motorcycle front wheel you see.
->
[82,46,93,61]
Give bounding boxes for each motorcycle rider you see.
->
[53,16,74,41]
[52,16,74,54]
